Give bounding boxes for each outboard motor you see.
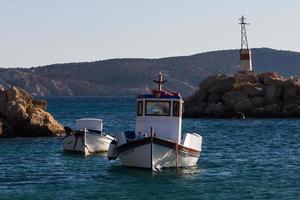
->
[108,140,118,160]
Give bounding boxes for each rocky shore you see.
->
[0,85,65,138]
[184,72,300,118]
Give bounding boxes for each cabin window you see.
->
[145,101,171,116]
[137,101,143,116]
[173,101,180,116]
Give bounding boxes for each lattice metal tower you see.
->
[238,15,253,72]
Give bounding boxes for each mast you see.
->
[153,73,167,91]
[239,15,249,50]
[238,15,253,73]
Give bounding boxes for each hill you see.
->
[1,48,300,97]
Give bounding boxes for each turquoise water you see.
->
[1,97,300,199]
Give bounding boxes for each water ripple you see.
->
[0,97,300,199]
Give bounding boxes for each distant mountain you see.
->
[1,48,300,97]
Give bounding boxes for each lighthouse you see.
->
[238,15,253,73]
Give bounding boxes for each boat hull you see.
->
[117,137,200,170]
[61,132,114,155]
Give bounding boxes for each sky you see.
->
[1,0,300,68]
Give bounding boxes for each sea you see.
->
[1,96,300,200]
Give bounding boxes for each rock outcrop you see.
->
[0,85,65,137]
[184,72,300,118]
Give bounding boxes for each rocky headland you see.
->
[0,85,65,138]
[184,72,300,118]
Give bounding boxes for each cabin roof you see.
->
[137,94,181,99]
[75,118,103,122]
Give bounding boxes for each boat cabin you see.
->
[135,73,183,143]
[75,118,103,132]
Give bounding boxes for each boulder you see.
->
[0,101,29,127]
[6,86,33,103]
[199,75,218,90]
[234,73,259,84]
[234,98,253,113]
[264,86,282,105]
[32,99,47,110]
[0,118,14,138]
[185,71,300,118]
[0,86,65,137]
[222,91,248,109]
[283,87,300,104]
[207,75,236,94]
[0,85,5,102]
[250,97,264,108]
[203,102,228,117]
[282,104,300,117]
[203,103,217,115]
[186,89,208,105]
[238,83,264,97]
[214,103,229,116]
[258,72,286,86]
[21,106,65,137]
[289,77,300,87]
[184,103,207,117]
[207,93,220,103]
[250,107,267,117]
[282,79,300,104]
[264,104,281,117]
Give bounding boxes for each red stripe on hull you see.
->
[117,137,200,157]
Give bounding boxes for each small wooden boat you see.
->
[61,118,114,155]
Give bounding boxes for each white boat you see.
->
[61,118,115,155]
[108,73,203,170]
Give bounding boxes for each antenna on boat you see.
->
[153,73,167,91]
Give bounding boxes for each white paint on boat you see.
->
[61,118,115,155]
